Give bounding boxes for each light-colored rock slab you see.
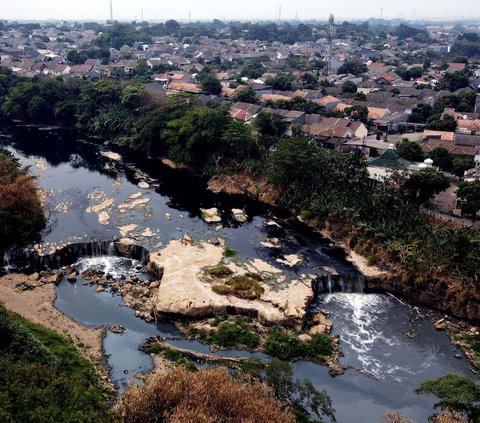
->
[200,208,222,223]
[118,224,138,237]
[100,151,122,161]
[276,254,303,267]
[232,208,247,223]
[151,239,314,328]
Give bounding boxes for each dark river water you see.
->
[1,127,477,423]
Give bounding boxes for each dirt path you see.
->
[0,273,105,363]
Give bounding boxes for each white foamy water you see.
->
[322,293,416,381]
[73,256,142,279]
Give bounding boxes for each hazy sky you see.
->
[1,0,478,22]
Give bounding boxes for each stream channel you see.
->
[1,127,477,423]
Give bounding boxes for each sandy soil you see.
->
[0,273,104,362]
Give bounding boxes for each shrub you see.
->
[212,285,231,296]
[264,326,305,361]
[205,265,233,278]
[117,367,295,423]
[207,318,260,350]
[224,248,237,257]
[226,274,264,300]
[264,327,334,361]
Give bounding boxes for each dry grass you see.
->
[117,367,294,423]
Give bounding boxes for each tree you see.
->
[0,149,45,249]
[453,157,474,178]
[299,72,319,90]
[438,71,470,92]
[430,147,454,171]
[253,112,288,150]
[231,86,257,104]
[341,80,357,93]
[457,181,480,212]
[396,139,424,162]
[409,103,432,124]
[67,50,87,65]
[197,68,222,95]
[426,114,457,132]
[266,73,295,91]
[337,61,368,76]
[135,59,151,77]
[405,168,450,204]
[240,62,265,79]
[345,105,369,123]
[241,359,336,423]
[165,19,180,33]
[416,374,480,422]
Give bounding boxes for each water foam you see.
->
[323,293,415,381]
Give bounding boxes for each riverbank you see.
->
[0,272,111,382]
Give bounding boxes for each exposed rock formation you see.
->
[150,238,315,329]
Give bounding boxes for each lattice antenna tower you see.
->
[324,14,336,75]
[109,0,113,22]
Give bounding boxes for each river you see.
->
[1,127,477,423]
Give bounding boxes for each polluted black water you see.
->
[1,128,477,422]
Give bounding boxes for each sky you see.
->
[1,0,479,22]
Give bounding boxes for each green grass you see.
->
[225,274,264,300]
[0,304,115,422]
[205,265,234,278]
[224,248,237,258]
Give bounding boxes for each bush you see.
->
[264,327,334,362]
[264,327,306,361]
[205,264,234,278]
[117,367,295,423]
[207,318,260,350]
[226,274,264,300]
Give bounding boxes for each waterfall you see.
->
[314,272,365,295]
[2,251,12,271]
[2,239,150,272]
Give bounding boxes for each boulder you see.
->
[200,208,222,223]
[67,273,77,283]
[44,272,62,285]
[434,318,447,331]
[28,272,40,282]
[114,238,135,257]
[110,325,126,334]
[231,209,247,223]
[95,286,105,293]
[309,325,328,335]
[298,334,312,343]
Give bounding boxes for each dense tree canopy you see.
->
[396,139,424,162]
[337,61,368,76]
[416,374,480,422]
